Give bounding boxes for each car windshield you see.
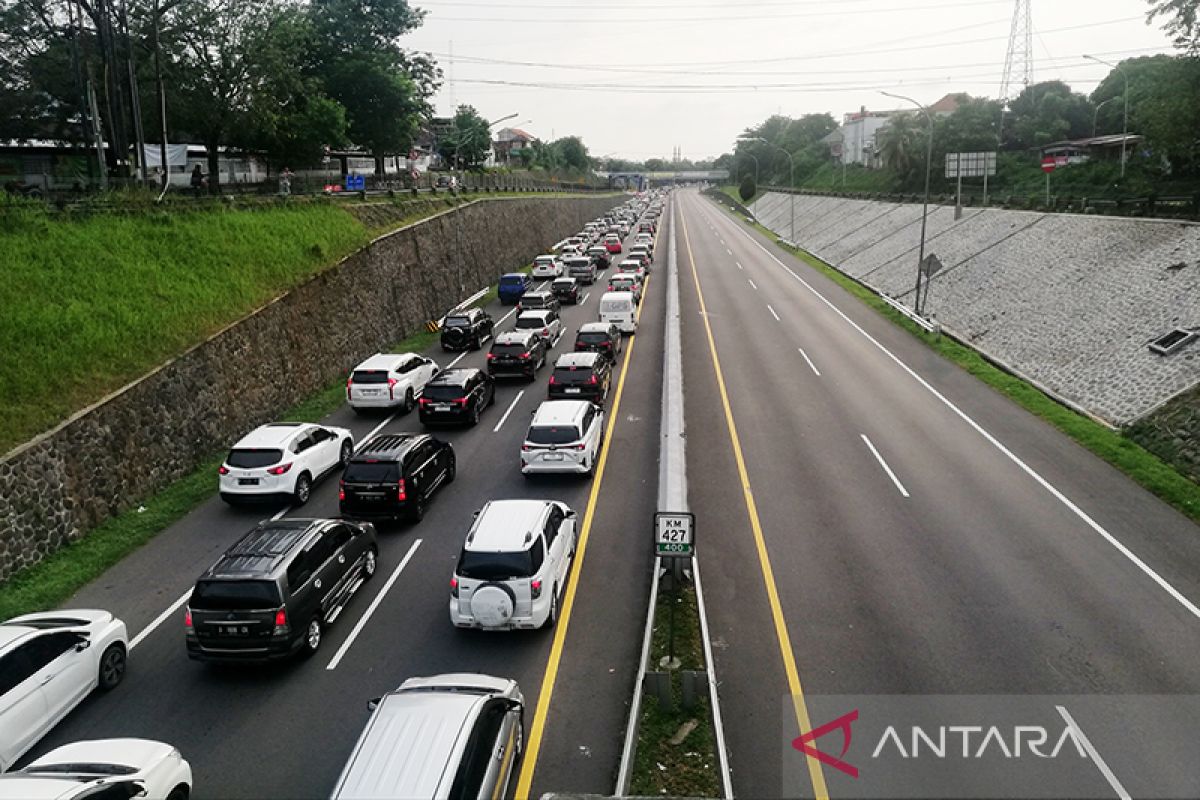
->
[190,580,281,610]
[342,461,400,482]
[444,316,471,328]
[457,550,537,580]
[423,384,467,401]
[352,370,390,384]
[527,425,581,444]
[226,448,283,468]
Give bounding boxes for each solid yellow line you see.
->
[515,273,653,799]
[678,197,830,799]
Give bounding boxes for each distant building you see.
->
[1039,133,1145,165]
[493,127,537,165]
[828,93,967,168]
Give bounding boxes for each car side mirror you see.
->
[74,638,91,652]
[367,696,382,712]
[473,509,482,518]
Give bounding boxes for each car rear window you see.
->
[500,275,525,286]
[190,580,281,610]
[423,384,467,401]
[601,298,632,312]
[342,461,401,482]
[457,545,542,580]
[226,448,283,468]
[444,316,471,328]
[577,332,611,344]
[527,425,581,445]
[352,370,390,384]
[491,343,528,356]
[553,367,591,384]
[515,316,546,329]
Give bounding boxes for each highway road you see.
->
[25,204,666,799]
[675,188,1200,799]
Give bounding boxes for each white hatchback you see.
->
[0,610,128,773]
[0,739,192,800]
[520,400,605,476]
[531,255,562,278]
[449,500,577,630]
[218,422,353,506]
[346,352,440,413]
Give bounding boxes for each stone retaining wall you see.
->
[0,195,620,581]
[749,192,1200,426]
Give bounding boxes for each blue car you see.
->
[498,272,532,305]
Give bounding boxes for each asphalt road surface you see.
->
[676,188,1200,799]
[27,206,666,799]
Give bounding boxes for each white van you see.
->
[599,291,637,334]
[330,674,525,800]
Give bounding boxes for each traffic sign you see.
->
[1041,156,1056,174]
[654,511,695,558]
[920,253,944,278]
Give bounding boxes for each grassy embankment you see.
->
[711,186,1200,525]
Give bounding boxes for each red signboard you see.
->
[1041,156,1056,174]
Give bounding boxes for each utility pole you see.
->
[882,91,934,317]
[1084,54,1129,178]
[120,0,147,182]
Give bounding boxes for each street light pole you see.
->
[1092,96,1118,137]
[741,137,795,242]
[1084,54,1128,178]
[881,91,934,316]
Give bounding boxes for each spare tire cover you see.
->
[443,327,466,345]
[471,584,515,627]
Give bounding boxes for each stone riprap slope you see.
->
[0,195,620,582]
[748,192,1200,427]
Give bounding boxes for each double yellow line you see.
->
[678,197,830,799]
[514,213,659,799]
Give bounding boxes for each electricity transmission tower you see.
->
[998,0,1033,105]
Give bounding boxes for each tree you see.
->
[876,113,922,184]
[738,174,756,201]
[1111,54,1200,174]
[643,157,667,172]
[553,136,589,171]
[1004,81,1092,150]
[437,104,489,169]
[1147,0,1200,54]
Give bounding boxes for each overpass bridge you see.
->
[599,169,729,189]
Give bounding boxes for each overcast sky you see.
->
[400,0,1176,162]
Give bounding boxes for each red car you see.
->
[604,234,623,254]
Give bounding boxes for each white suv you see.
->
[515,309,562,347]
[0,739,192,800]
[218,422,353,506]
[531,255,562,278]
[521,400,605,476]
[449,500,577,630]
[347,353,439,414]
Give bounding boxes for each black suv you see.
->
[551,276,580,305]
[339,433,456,523]
[548,352,613,404]
[574,322,623,362]
[487,330,548,379]
[441,308,494,351]
[419,368,495,426]
[186,518,378,662]
[518,290,560,314]
[587,246,611,269]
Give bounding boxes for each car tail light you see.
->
[521,443,532,451]
[338,480,345,502]
[184,609,192,628]
[388,377,398,399]
[549,375,557,385]
[518,352,531,360]
[573,443,586,450]
[587,375,597,384]
[487,352,496,360]
[273,608,289,634]
[218,465,229,475]
[454,397,468,406]
[450,577,459,598]
[531,579,543,599]
[397,479,407,502]
[542,327,549,337]
[419,396,430,405]
[345,376,353,399]
[267,462,293,475]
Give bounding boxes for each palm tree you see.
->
[876,114,920,181]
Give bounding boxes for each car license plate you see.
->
[433,404,452,411]
[565,387,581,394]
[545,453,564,461]
[238,478,259,486]
[360,389,380,396]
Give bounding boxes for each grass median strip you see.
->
[710,195,1200,526]
[630,575,721,798]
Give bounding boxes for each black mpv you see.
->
[339,433,456,523]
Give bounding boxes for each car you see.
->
[218,422,354,507]
[586,245,611,269]
[419,368,495,427]
[498,272,532,305]
[186,518,379,661]
[565,256,596,285]
[347,353,440,414]
[449,499,577,629]
[531,255,562,279]
[574,321,623,361]
[628,244,654,266]
[518,290,561,314]
[487,330,548,380]
[607,274,643,304]
[617,259,647,281]
[0,739,192,800]
[0,610,128,772]
[551,276,581,304]
[599,291,638,334]
[634,232,654,249]
[548,352,613,404]
[515,308,562,346]
[331,674,524,800]
[520,400,605,477]
[339,433,456,522]
[603,234,622,254]
[441,308,494,351]
[638,221,655,235]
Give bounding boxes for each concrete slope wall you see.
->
[749,191,1200,426]
[0,195,620,581]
